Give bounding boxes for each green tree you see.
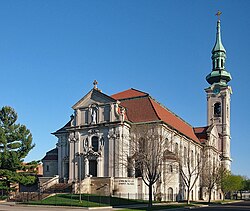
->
[0,106,36,193]
[243,178,250,191]
[221,172,244,199]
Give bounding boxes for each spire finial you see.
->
[93,80,98,89]
[206,12,232,86]
[216,10,222,21]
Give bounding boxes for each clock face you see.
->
[213,88,220,94]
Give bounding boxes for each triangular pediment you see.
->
[72,89,117,110]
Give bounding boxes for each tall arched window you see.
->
[168,187,173,201]
[184,147,187,166]
[214,102,221,117]
[91,136,99,152]
[175,143,178,156]
[191,150,194,167]
[165,138,169,149]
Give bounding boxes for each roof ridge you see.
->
[148,96,161,121]
[149,96,193,128]
[111,88,149,100]
[130,88,149,96]
[119,94,149,101]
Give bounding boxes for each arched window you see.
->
[184,147,187,166]
[175,143,178,156]
[191,150,194,167]
[139,137,146,152]
[168,187,173,201]
[214,102,221,117]
[216,59,219,68]
[165,138,169,149]
[91,136,99,152]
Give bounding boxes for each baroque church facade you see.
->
[42,18,232,201]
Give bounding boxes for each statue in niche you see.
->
[84,138,89,152]
[89,107,97,124]
[92,108,97,124]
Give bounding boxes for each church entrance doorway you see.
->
[89,160,97,177]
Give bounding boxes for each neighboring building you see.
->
[17,163,43,176]
[42,17,232,201]
[42,148,58,177]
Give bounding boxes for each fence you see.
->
[8,192,180,207]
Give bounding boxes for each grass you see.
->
[24,193,147,207]
[25,194,197,210]
[26,194,105,207]
[24,194,238,210]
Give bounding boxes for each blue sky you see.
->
[1,1,250,177]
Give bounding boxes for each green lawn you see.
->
[25,194,197,210]
[24,194,237,210]
[25,193,147,207]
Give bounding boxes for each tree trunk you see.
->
[208,188,212,203]
[187,188,190,204]
[148,184,153,209]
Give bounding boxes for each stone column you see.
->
[68,142,74,182]
[97,157,103,177]
[57,140,62,179]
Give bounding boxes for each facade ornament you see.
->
[120,107,126,122]
[88,129,99,135]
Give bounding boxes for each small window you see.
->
[46,165,49,172]
[214,102,221,117]
[216,59,219,68]
[91,136,99,152]
[169,165,173,173]
[221,59,224,68]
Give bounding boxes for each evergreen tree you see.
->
[0,106,36,192]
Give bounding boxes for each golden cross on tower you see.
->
[216,10,222,20]
[93,80,98,89]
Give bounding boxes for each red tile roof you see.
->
[120,97,159,123]
[111,88,148,100]
[150,99,200,143]
[112,88,200,143]
[194,127,208,134]
[194,126,208,143]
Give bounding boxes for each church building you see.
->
[42,17,232,201]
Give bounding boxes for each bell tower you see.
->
[205,12,232,170]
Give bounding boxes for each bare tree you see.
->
[202,156,226,203]
[128,124,167,209]
[178,145,203,204]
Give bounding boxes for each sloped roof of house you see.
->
[112,88,200,143]
[42,148,58,161]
